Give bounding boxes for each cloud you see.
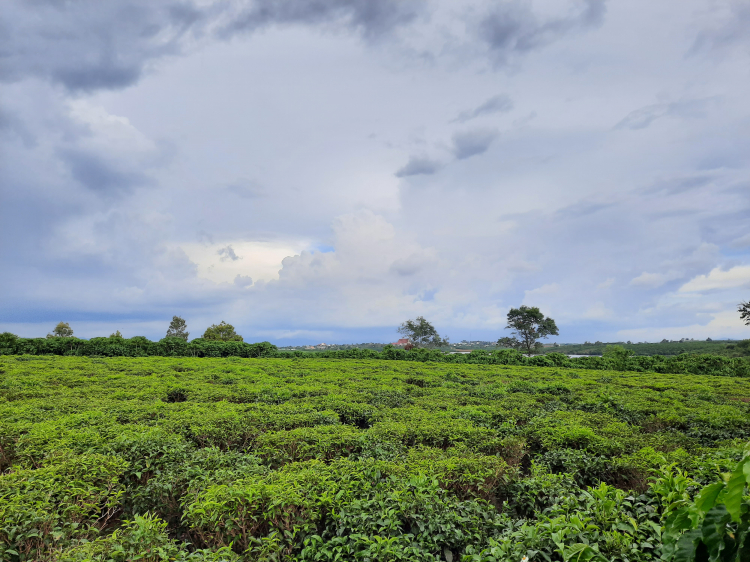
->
[395,156,442,177]
[218,0,426,41]
[615,98,715,130]
[58,148,153,194]
[227,178,266,198]
[630,272,672,289]
[217,245,241,262]
[678,265,750,293]
[453,94,513,123]
[690,1,750,55]
[0,1,206,92]
[477,0,606,67]
[389,251,437,276]
[451,128,498,159]
[0,0,427,93]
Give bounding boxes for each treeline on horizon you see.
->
[1,332,749,378]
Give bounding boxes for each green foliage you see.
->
[498,305,560,356]
[57,513,241,561]
[48,322,74,338]
[1,356,749,561]
[397,316,449,349]
[166,316,190,341]
[659,448,750,561]
[739,301,750,326]
[0,452,128,561]
[202,321,243,342]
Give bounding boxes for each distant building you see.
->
[391,338,410,347]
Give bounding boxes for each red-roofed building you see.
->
[391,338,410,347]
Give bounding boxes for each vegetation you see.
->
[740,300,750,326]
[46,322,73,339]
[540,339,750,358]
[397,317,449,349]
[0,355,748,561]
[202,321,243,342]
[0,333,749,377]
[498,306,559,356]
[166,316,189,341]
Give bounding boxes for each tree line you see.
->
[13,298,750,361]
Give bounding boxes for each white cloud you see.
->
[618,310,747,342]
[181,240,308,284]
[678,265,750,293]
[583,302,614,320]
[630,272,671,288]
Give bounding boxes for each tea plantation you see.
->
[1,356,749,561]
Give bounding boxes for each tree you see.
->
[397,316,448,349]
[47,322,73,338]
[740,300,750,326]
[497,305,559,356]
[166,316,189,341]
[202,321,243,342]
[603,344,635,370]
[109,330,123,339]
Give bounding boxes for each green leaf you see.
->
[695,482,724,514]
[725,459,749,522]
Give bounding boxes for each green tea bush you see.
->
[0,452,127,561]
[1,356,749,561]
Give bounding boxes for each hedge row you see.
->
[1,333,749,377]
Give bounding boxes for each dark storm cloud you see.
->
[451,128,498,160]
[58,148,153,194]
[452,94,513,123]
[477,0,606,66]
[395,156,442,177]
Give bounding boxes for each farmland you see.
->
[1,355,749,561]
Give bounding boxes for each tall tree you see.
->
[498,305,559,356]
[397,316,448,349]
[166,316,189,341]
[202,321,243,342]
[740,300,750,326]
[47,321,74,338]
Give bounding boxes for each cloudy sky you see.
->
[1,0,749,344]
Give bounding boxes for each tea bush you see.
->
[0,356,748,561]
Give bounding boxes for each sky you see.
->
[1,0,749,345]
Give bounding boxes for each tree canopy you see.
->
[166,316,189,341]
[397,316,448,349]
[47,322,74,338]
[498,305,559,356]
[202,321,243,342]
[740,300,750,326]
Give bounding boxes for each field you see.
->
[1,356,749,561]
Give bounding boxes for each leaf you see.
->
[695,482,724,514]
[726,458,750,522]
